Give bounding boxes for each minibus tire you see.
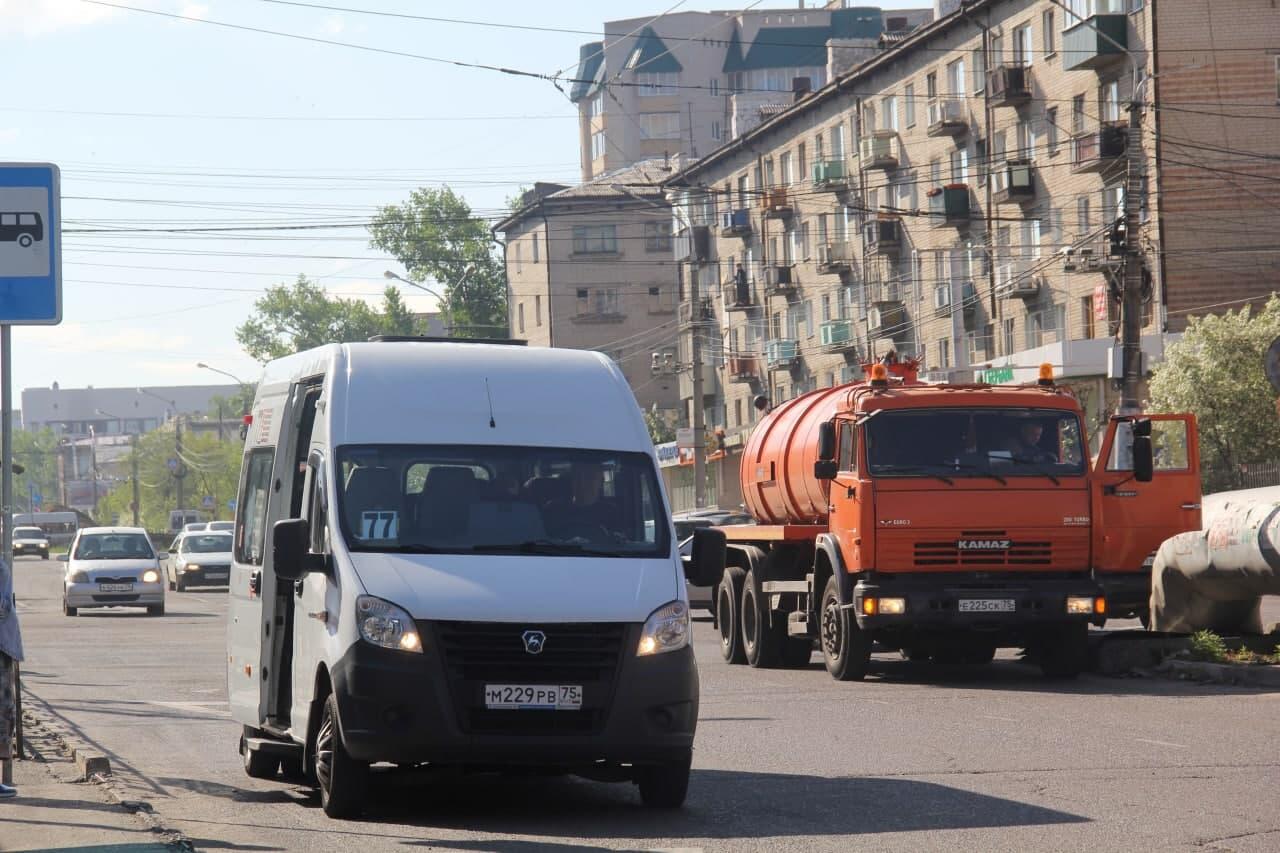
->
[316,694,368,818]
[240,731,280,780]
[637,755,691,808]
[717,566,747,665]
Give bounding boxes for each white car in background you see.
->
[12,525,50,559]
[163,531,233,591]
[60,527,165,617]
[207,520,234,533]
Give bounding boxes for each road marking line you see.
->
[980,715,1018,722]
[1135,737,1189,749]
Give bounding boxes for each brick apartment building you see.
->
[660,0,1280,511]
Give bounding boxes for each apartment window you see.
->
[831,123,846,157]
[576,288,589,313]
[1043,10,1056,56]
[712,120,722,141]
[946,58,965,96]
[904,82,916,127]
[734,398,742,427]
[1102,182,1125,227]
[882,95,899,132]
[1072,94,1086,134]
[929,158,941,188]
[535,294,542,326]
[934,282,951,311]
[912,249,923,301]
[635,71,679,96]
[517,302,525,334]
[795,220,810,260]
[938,338,951,369]
[1016,118,1035,159]
[972,48,985,93]
[926,71,937,99]
[588,93,603,117]
[821,293,831,323]
[710,78,720,96]
[644,221,672,252]
[1100,79,1122,124]
[1022,218,1043,259]
[803,299,815,337]
[737,174,749,208]
[591,130,607,161]
[639,112,681,140]
[1013,23,1033,65]
[1081,295,1095,339]
[532,232,540,263]
[648,286,674,313]
[950,147,969,183]
[797,143,807,184]
[572,224,617,254]
[594,288,620,315]
[514,241,522,272]
[780,151,793,186]
[1046,108,1060,154]
[1025,311,1044,349]
[1076,195,1091,232]
[764,158,776,187]
[1003,317,1016,355]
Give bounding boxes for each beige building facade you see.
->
[495,162,683,416]
[662,0,1279,511]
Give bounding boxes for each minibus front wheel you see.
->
[314,694,369,818]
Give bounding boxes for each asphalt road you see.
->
[11,556,1280,852]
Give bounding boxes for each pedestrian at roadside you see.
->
[0,552,23,799]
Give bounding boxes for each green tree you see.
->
[10,427,60,512]
[644,404,676,445]
[1147,296,1280,492]
[368,187,508,338]
[236,274,420,362]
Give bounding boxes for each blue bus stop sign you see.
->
[0,163,61,324]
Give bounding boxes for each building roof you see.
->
[623,27,683,74]
[724,8,886,73]
[494,159,675,233]
[21,383,242,430]
[569,42,604,102]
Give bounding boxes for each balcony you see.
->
[812,158,852,189]
[765,339,800,370]
[859,131,898,171]
[728,355,760,382]
[763,264,796,297]
[1063,13,1128,72]
[992,159,1035,204]
[820,319,858,353]
[679,296,716,328]
[864,218,902,255]
[926,98,967,137]
[1072,124,1127,173]
[988,64,1032,108]
[677,225,712,262]
[817,242,852,274]
[720,208,752,238]
[996,263,1042,299]
[928,185,971,227]
[724,280,758,311]
[760,187,793,219]
[867,301,905,340]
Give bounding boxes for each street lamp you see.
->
[384,265,476,336]
[196,362,253,421]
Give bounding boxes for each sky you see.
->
[0,0,925,398]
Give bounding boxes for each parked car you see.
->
[162,531,233,590]
[207,520,234,532]
[674,509,755,614]
[12,525,50,559]
[60,527,164,616]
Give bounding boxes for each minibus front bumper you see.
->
[329,621,698,769]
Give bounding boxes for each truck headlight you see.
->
[1066,596,1096,614]
[356,595,422,653]
[637,600,689,656]
[142,570,160,584]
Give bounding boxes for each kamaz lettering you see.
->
[957,539,1011,551]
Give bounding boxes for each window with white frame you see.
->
[644,221,672,252]
[573,224,618,254]
[946,58,965,96]
[591,130,608,161]
[639,112,681,139]
[1003,317,1016,354]
[1043,10,1056,56]
[831,123,846,156]
[635,71,679,95]
[938,338,951,369]
[1076,195,1091,233]
[1046,108,1060,153]
[972,48,985,92]
[863,102,876,132]
[594,288,620,315]
[821,293,831,323]
[904,83,916,127]
[780,151,793,185]
[950,147,969,183]
[535,295,542,326]
[1100,79,1122,124]
[882,95,899,132]
[1014,23,1033,65]
[1072,94,1086,134]
[588,93,604,117]
[1016,118,1035,159]
[712,120,722,141]
[1102,183,1125,227]
[990,33,1004,67]
[1021,218,1042,259]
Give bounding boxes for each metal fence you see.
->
[1203,462,1280,495]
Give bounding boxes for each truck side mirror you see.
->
[814,460,838,480]
[272,518,323,581]
[1132,435,1154,482]
[817,421,836,461]
[686,527,727,588]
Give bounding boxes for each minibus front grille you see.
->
[432,621,627,736]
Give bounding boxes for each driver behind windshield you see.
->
[1001,419,1056,464]
[546,462,619,541]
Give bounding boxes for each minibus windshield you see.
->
[336,445,670,558]
[865,408,1087,479]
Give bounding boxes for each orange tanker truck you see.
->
[684,360,1201,680]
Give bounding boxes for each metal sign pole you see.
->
[1,325,11,784]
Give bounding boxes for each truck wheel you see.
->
[820,576,871,681]
[717,566,747,665]
[636,754,691,808]
[240,730,280,779]
[1039,624,1090,679]
[741,570,783,668]
[315,694,368,818]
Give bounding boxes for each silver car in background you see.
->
[162,531,233,591]
[61,527,165,617]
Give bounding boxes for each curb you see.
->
[1157,658,1280,688]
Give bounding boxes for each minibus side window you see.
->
[307,460,329,555]
[237,449,274,565]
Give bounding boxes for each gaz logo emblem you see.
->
[521,630,546,655]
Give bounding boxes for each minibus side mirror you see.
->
[272,518,324,581]
[685,527,727,588]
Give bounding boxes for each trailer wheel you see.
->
[716,566,747,665]
[820,575,871,681]
[1039,624,1090,679]
[741,570,781,668]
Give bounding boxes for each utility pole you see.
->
[89,425,99,514]
[1117,95,1145,416]
[690,248,707,510]
[130,435,140,527]
[174,416,185,513]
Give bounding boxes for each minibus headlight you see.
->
[356,595,423,653]
[637,600,690,656]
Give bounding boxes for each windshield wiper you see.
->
[378,543,450,554]
[1005,458,1062,485]
[873,465,954,486]
[950,464,1007,486]
[471,540,622,557]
